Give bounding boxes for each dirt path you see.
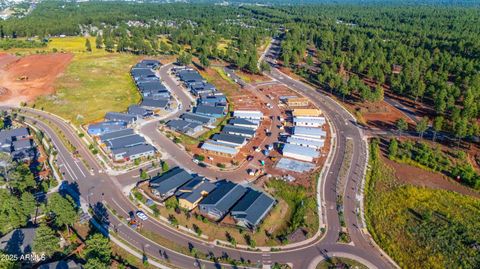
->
[0,52,73,105]
[381,155,480,198]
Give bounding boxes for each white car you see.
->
[136,211,148,221]
[192,159,200,164]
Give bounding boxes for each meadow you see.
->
[365,140,480,269]
[33,37,142,125]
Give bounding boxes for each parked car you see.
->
[192,158,200,164]
[136,211,148,221]
[198,162,207,168]
[247,155,254,161]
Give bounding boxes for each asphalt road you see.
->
[0,37,397,268]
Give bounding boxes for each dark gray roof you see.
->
[167,119,202,134]
[200,180,246,212]
[12,139,32,151]
[112,144,155,157]
[128,105,152,117]
[131,68,155,78]
[0,128,29,144]
[229,118,257,126]
[231,188,275,227]
[178,181,216,204]
[195,105,225,116]
[87,121,127,135]
[137,81,167,92]
[11,148,36,160]
[177,176,204,192]
[180,112,214,125]
[105,112,138,123]
[222,125,256,136]
[141,98,169,108]
[125,144,155,156]
[199,95,226,105]
[100,129,134,142]
[149,167,193,196]
[178,70,203,82]
[212,133,246,145]
[107,134,145,150]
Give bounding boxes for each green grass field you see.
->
[33,37,141,125]
[365,140,480,269]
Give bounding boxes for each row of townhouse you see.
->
[281,109,327,163]
[87,60,165,162]
[200,110,263,157]
[166,66,226,136]
[148,167,275,229]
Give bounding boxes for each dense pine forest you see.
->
[1,1,479,140]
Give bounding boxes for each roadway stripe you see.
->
[74,160,87,178]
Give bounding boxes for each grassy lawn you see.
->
[33,37,141,124]
[265,179,318,242]
[365,140,480,269]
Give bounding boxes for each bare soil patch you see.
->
[0,52,73,105]
[379,150,480,198]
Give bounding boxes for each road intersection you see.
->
[0,37,399,269]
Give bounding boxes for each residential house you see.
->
[293,116,326,127]
[149,167,193,200]
[180,112,215,126]
[282,143,319,162]
[198,180,247,221]
[233,110,263,120]
[229,118,258,130]
[111,144,156,162]
[87,121,127,136]
[177,177,216,210]
[128,105,153,118]
[293,126,326,140]
[201,140,239,157]
[286,136,324,149]
[222,125,256,138]
[166,119,203,136]
[212,133,247,147]
[230,188,276,229]
[106,134,146,150]
[99,129,134,142]
[105,112,138,124]
[141,98,170,110]
[195,105,225,118]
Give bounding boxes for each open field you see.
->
[32,37,142,124]
[365,140,480,269]
[0,37,142,124]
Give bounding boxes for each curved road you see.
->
[1,42,398,269]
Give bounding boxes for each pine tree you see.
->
[95,34,103,49]
[85,38,92,52]
[33,224,59,256]
[47,193,78,234]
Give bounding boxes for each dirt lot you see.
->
[350,100,415,129]
[0,53,73,105]
[377,142,480,198]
